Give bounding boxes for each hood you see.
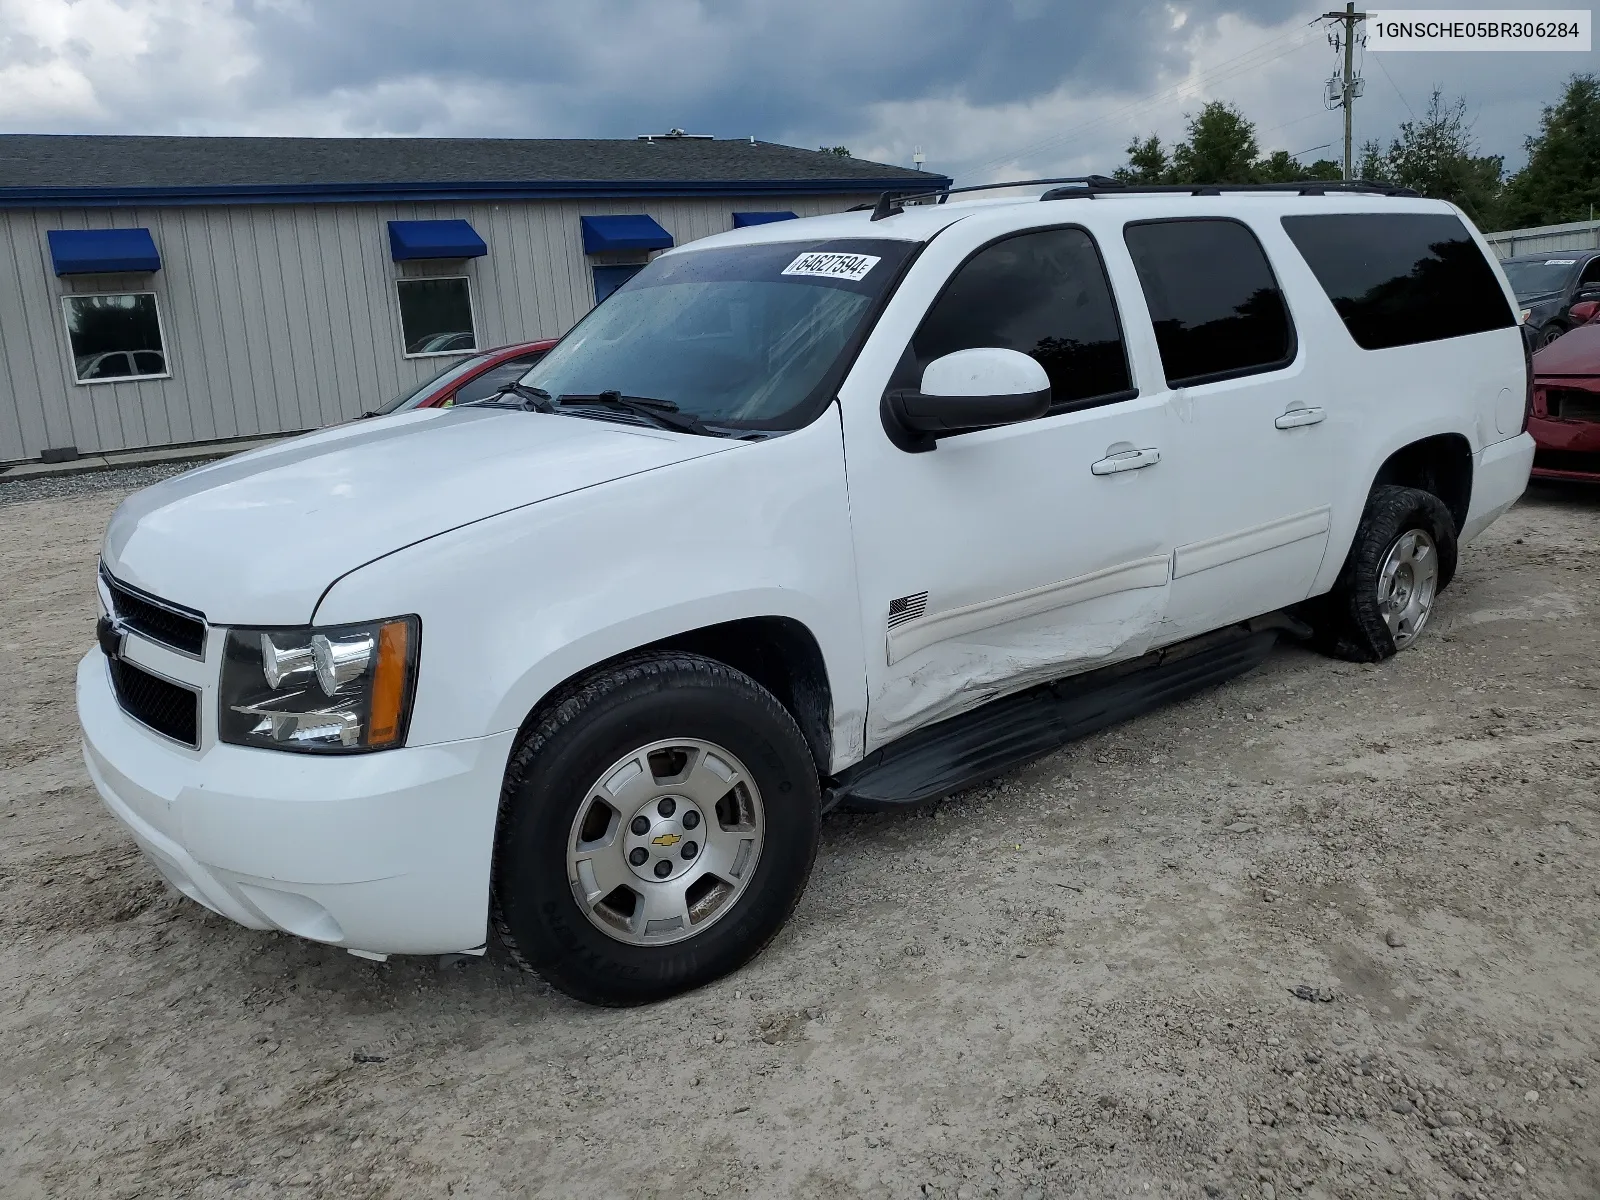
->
[104,407,733,625]
[1534,322,1600,378]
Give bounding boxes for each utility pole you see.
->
[1323,3,1367,179]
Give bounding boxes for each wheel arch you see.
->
[508,615,837,779]
[1371,431,1474,533]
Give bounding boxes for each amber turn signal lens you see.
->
[367,619,411,747]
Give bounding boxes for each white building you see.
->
[0,134,943,464]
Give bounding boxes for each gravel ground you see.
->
[1,475,1597,1200]
[0,462,198,506]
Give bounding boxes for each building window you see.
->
[61,292,169,384]
[592,264,644,305]
[396,277,477,357]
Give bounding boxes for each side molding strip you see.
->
[1172,506,1331,580]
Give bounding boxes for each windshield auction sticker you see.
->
[782,251,882,282]
[1368,10,1590,50]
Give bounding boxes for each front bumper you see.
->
[77,650,516,956]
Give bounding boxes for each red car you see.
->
[1530,320,1600,482]
[368,339,559,417]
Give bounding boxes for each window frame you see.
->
[1121,216,1299,390]
[900,221,1140,418]
[61,290,173,386]
[394,274,480,360]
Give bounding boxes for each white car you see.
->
[78,180,1534,1005]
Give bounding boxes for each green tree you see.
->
[1113,134,1171,184]
[1360,90,1504,226]
[1255,150,1343,183]
[817,145,852,157]
[1356,138,1389,183]
[1171,101,1259,183]
[1500,74,1600,228]
[1118,102,1344,186]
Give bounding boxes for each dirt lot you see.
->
[1,471,1597,1200]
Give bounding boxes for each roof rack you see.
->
[870,176,1119,220]
[869,175,1418,220]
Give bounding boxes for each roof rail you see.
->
[867,176,1420,219]
[1037,178,1420,200]
[869,176,1122,221]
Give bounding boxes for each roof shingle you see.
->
[0,134,943,200]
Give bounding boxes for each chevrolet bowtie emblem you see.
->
[651,833,681,848]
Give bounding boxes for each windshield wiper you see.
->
[555,391,715,436]
[481,382,557,412]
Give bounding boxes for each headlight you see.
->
[1519,308,1532,324]
[219,616,419,753]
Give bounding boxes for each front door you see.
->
[838,221,1176,750]
[1119,217,1341,643]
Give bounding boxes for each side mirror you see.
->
[1570,300,1600,325]
[885,348,1051,446]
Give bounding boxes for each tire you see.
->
[1536,321,1567,348]
[492,653,821,1006]
[1312,484,1458,663]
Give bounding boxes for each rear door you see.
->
[839,219,1176,748]
[1121,217,1343,643]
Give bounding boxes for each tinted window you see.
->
[451,354,548,406]
[1124,219,1293,386]
[593,264,644,305]
[1501,258,1576,299]
[396,277,476,356]
[62,293,168,384]
[910,227,1132,409]
[1282,214,1515,350]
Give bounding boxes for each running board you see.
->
[826,615,1305,812]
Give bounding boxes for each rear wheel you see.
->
[492,653,820,1006]
[1312,485,1458,662]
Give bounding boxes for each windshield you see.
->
[518,238,915,430]
[374,352,493,415]
[1503,258,1578,300]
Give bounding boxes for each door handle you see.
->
[1091,447,1161,475]
[1274,406,1326,429]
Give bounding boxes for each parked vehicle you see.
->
[78,180,1533,1005]
[1501,250,1600,347]
[369,340,559,416]
[1530,319,1600,481]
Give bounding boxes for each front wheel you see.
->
[1312,485,1458,662]
[1537,321,1567,348]
[492,653,820,1005]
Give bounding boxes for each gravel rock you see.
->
[1384,929,1406,947]
[0,462,196,506]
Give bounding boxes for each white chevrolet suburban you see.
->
[78,179,1535,1005]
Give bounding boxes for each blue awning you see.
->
[387,219,488,261]
[580,215,674,254]
[732,211,798,228]
[48,228,161,275]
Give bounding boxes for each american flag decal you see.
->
[886,591,928,630]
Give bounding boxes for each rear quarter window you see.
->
[1280,213,1515,351]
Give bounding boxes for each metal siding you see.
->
[0,191,875,461]
[1485,218,1600,260]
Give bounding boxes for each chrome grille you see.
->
[101,567,206,657]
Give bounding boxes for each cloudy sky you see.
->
[0,0,1591,183]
